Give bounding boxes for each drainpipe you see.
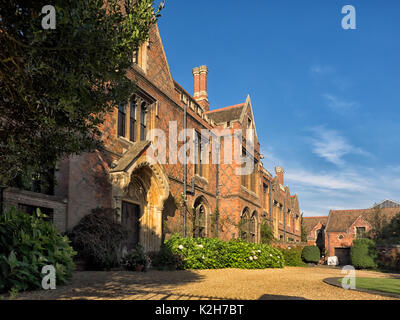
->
[183,103,187,238]
[269,180,272,228]
[283,195,286,243]
[215,144,220,238]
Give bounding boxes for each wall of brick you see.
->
[3,188,67,232]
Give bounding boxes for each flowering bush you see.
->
[163,234,284,269]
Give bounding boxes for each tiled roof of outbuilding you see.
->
[325,208,400,232]
[303,216,328,234]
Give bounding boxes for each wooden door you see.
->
[122,201,140,250]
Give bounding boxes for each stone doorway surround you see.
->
[109,141,170,252]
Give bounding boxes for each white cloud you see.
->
[308,126,369,166]
[260,139,400,217]
[310,65,334,75]
[322,93,358,113]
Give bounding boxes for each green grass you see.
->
[339,277,400,295]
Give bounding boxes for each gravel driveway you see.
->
[10,266,400,300]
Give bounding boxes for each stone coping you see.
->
[323,277,400,300]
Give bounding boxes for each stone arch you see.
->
[110,155,170,252]
[250,211,258,243]
[192,196,210,238]
[239,207,251,241]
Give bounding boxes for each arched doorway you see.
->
[192,196,209,238]
[110,156,169,252]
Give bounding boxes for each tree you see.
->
[0,0,164,186]
[378,212,400,245]
[260,221,274,244]
[367,207,388,240]
[300,213,307,242]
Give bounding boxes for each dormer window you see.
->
[247,117,252,129]
[132,41,148,72]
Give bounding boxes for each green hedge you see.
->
[279,247,307,267]
[301,246,320,263]
[351,238,378,269]
[0,207,76,293]
[164,234,284,269]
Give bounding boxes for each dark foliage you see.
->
[0,207,75,293]
[351,238,378,269]
[301,245,320,263]
[67,208,126,270]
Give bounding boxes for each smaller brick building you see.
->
[325,206,400,264]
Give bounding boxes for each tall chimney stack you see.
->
[192,65,209,111]
[275,166,285,186]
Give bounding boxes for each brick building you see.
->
[325,207,400,264]
[3,22,301,252]
[303,216,328,249]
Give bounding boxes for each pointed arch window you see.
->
[130,97,137,142]
[118,102,126,137]
[193,203,206,238]
[140,101,147,141]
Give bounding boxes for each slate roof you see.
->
[110,140,151,173]
[205,103,245,123]
[303,216,328,234]
[325,207,400,232]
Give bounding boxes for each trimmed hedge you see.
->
[351,238,378,269]
[279,247,307,267]
[0,207,76,293]
[164,234,284,269]
[301,246,320,263]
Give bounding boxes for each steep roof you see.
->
[205,103,245,123]
[110,140,151,173]
[326,208,400,232]
[303,216,328,234]
[372,199,400,209]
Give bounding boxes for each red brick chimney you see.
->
[192,65,209,111]
[275,166,284,186]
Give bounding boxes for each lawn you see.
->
[339,277,400,295]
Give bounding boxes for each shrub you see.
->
[122,245,148,271]
[301,246,320,263]
[0,207,76,293]
[67,208,126,270]
[260,222,274,244]
[163,234,284,270]
[279,246,307,267]
[351,238,378,269]
[150,246,184,271]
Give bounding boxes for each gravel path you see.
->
[10,266,400,300]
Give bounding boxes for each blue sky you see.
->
[157,0,400,217]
